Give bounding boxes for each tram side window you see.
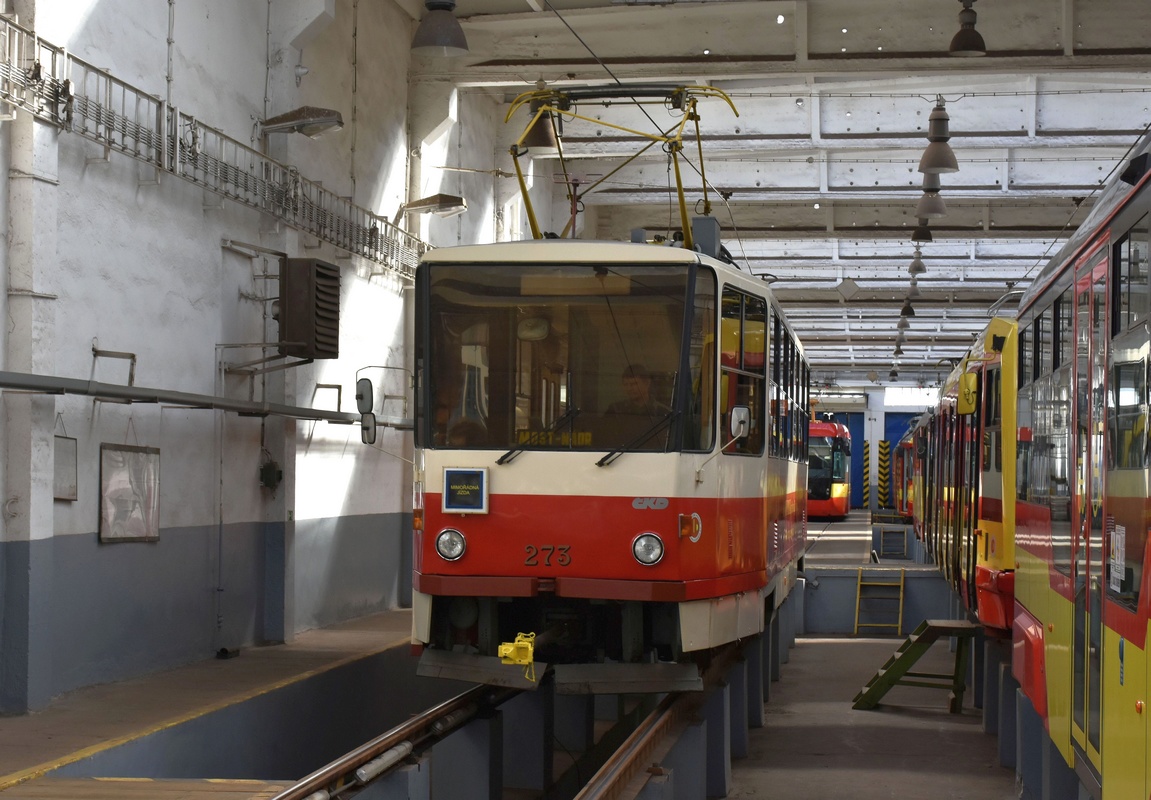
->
[1019,324,1032,388]
[1055,290,1072,371]
[1037,307,1053,377]
[1109,361,1147,469]
[1016,383,1033,501]
[1106,359,1147,608]
[983,367,1002,473]
[771,314,783,457]
[1114,213,1151,334]
[720,288,766,456]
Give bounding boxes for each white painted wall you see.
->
[0,0,511,710]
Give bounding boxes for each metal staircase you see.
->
[852,619,981,713]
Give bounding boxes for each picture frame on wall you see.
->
[99,443,160,542]
[53,435,78,501]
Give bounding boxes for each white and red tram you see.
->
[408,238,810,692]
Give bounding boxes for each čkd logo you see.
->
[632,497,669,510]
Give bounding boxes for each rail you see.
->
[0,14,425,279]
[574,643,743,800]
[270,684,517,800]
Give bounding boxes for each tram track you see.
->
[270,683,518,800]
[273,642,744,800]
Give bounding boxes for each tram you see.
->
[913,133,1151,797]
[807,419,851,519]
[396,85,811,693]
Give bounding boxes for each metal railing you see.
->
[0,15,425,279]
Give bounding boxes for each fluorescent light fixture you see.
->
[261,106,344,138]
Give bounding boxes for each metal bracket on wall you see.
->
[91,345,137,404]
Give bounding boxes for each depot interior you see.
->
[0,0,1148,714]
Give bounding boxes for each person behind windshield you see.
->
[606,365,667,417]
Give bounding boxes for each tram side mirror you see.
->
[357,379,376,444]
[730,406,750,440]
[360,412,377,445]
[957,373,978,416]
[356,378,374,414]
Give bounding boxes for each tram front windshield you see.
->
[422,262,716,453]
[809,436,845,481]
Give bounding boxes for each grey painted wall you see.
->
[50,646,467,781]
[1,512,406,704]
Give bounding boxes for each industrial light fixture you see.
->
[394,193,468,223]
[897,316,910,331]
[889,368,899,380]
[895,331,906,345]
[900,299,915,317]
[908,277,921,298]
[949,0,986,57]
[912,218,933,242]
[522,107,560,153]
[916,173,948,218]
[894,343,905,356]
[411,0,469,57]
[260,106,344,138]
[919,96,959,174]
[908,246,927,276]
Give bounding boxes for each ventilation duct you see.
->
[278,259,341,359]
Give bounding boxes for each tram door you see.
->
[1071,246,1107,781]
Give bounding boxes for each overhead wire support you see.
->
[506,84,739,250]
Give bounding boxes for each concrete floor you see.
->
[730,508,1017,799]
[729,634,1017,798]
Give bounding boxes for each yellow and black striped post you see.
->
[862,440,870,511]
[878,440,891,508]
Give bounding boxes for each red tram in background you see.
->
[807,419,851,519]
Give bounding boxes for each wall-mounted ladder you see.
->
[853,567,905,635]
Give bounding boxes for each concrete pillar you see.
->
[983,638,1009,735]
[1041,733,1079,800]
[970,627,985,710]
[636,771,673,799]
[704,683,731,798]
[794,577,806,635]
[998,663,1018,769]
[1016,689,1042,796]
[1,64,60,715]
[664,716,706,797]
[769,608,782,682]
[555,693,595,752]
[502,681,554,791]
[746,635,765,728]
[729,660,749,759]
[431,709,503,800]
[780,597,792,663]
[359,755,430,799]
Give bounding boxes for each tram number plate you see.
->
[524,545,571,567]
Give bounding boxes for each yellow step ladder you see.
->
[854,567,905,635]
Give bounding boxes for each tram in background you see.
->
[913,316,1018,633]
[892,426,916,521]
[807,418,851,519]
[912,133,1151,798]
[398,84,811,694]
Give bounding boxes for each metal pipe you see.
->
[0,369,411,428]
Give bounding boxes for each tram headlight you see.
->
[435,528,466,561]
[632,533,664,566]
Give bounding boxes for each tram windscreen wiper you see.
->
[496,406,581,465]
[595,410,678,467]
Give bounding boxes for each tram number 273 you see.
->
[524,545,572,567]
